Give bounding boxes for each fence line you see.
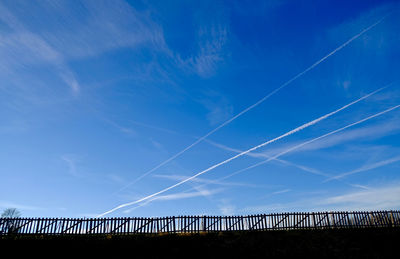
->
[1,210,399,235]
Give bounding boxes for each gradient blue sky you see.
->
[1,0,400,218]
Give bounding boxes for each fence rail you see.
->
[1,210,399,235]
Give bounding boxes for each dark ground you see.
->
[1,228,399,258]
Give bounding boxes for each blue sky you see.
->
[1,0,400,218]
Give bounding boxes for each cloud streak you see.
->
[326,155,400,181]
[243,183,400,213]
[0,2,80,94]
[319,184,400,211]
[153,174,263,188]
[248,112,400,160]
[214,103,400,184]
[0,200,42,211]
[122,187,222,214]
[97,86,384,217]
[205,139,331,178]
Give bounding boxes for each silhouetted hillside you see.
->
[2,228,399,258]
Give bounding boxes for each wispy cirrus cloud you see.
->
[0,200,42,211]
[298,116,400,152]
[153,174,264,188]
[198,90,234,126]
[272,189,291,195]
[192,24,228,77]
[175,24,229,77]
[205,139,339,179]
[326,154,400,181]
[0,0,171,95]
[218,199,236,216]
[216,111,400,165]
[319,183,400,211]
[32,0,167,59]
[61,154,82,177]
[0,2,80,94]
[327,2,398,57]
[122,187,222,214]
[254,112,400,158]
[242,182,400,214]
[151,188,222,202]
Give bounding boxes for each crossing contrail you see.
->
[214,103,400,183]
[114,16,386,194]
[117,100,400,213]
[97,87,385,217]
[325,154,400,182]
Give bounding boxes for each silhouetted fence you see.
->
[1,210,399,235]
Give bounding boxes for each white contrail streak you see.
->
[97,87,385,217]
[115,17,386,193]
[325,155,400,181]
[215,104,400,183]
[113,101,400,213]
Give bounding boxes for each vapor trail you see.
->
[215,104,400,183]
[115,16,386,193]
[114,101,400,214]
[325,155,400,181]
[97,87,384,217]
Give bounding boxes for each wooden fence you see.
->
[1,210,399,235]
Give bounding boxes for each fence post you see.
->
[390,211,394,227]
[326,212,331,228]
[172,216,176,233]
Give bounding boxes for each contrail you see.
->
[214,104,400,183]
[113,102,400,214]
[115,16,386,193]
[97,87,385,217]
[325,155,400,182]
[205,139,332,177]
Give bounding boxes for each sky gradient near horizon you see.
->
[1,0,400,218]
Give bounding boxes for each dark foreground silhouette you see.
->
[1,228,399,258]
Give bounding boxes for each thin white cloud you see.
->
[327,2,397,58]
[96,116,137,136]
[0,200,42,211]
[200,91,234,126]
[318,184,400,211]
[242,183,400,214]
[107,174,127,186]
[326,155,400,181]
[206,136,398,191]
[0,3,80,93]
[219,204,236,216]
[173,24,228,78]
[58,69,80,95]
[127,120,184,136]
[272,189,291,195]
[28,0,167,59]
[193,24,228,77]
[205,139,331,178]
[293,116,400,153]
[153,174,263,188]
[153,188,221,202]
[61,154,81,177]
[249,113,400,160]
[122,187,222,214]
[0,0,173,95]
